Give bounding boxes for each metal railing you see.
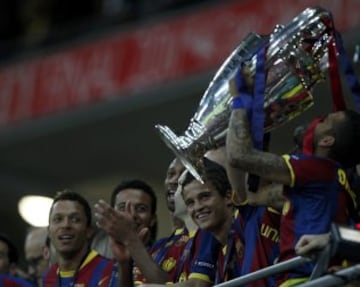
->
[299,264,360,287]
[215,256,312,287]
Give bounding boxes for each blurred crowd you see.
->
[0,0,213,62]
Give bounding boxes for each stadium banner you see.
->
[0,0,359,126]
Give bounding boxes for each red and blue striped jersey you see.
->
[215,209,245,284]
[238,205,281,287]
[277,154,357,286]
[0,275,35,287]
[177,229,220,284]
[134,227,190,284]
[42,250,117,287]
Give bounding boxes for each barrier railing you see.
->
[215,224,360,287]
[215,256,312,287]
[299,264,360,287]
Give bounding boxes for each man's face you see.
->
[314,111,345,144]
[182,180,231,232]
[164,159,185,212]
[48,200,91,259]
[0,240,10,274]
[114,188,156,235]
[25,230,49,284]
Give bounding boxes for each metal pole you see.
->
[298,264,360,287]
[215,256,312,287]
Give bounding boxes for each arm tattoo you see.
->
[227,109,291,185]
[228,109,253,153]
[266,186,285,210]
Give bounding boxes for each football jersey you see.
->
[239,205,281,287]
[0,275,35,287]
[177,229,220,284]
[277,154,357,286]
[134,227,190,284]
[215,209,245,284]
[43,250,117,287]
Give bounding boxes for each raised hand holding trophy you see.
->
[156,7,338,182]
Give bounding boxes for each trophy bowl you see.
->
[156,7,333,183]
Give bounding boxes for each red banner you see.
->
[0,0,359,126]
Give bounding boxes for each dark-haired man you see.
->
[227,70,360,286]
[96,179,163,286]
[180,158,242,284]
[141,159,193,284]
[110,179,158,247]
[43,190,117,287]
[96,175,190,285]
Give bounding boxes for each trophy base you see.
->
[155,124,204,184]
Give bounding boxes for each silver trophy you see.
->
[156,7,333,182]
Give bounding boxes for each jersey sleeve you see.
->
[282,154,337,187]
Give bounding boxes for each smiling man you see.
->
[110,179,158,247]
[43,190,117,287]
[95,175,191,285]
[180,158,244,284]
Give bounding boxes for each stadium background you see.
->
[0,0,359,267]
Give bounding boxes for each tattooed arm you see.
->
[225,159,247,204]
[246,182,285,211]
[226,109,292,185]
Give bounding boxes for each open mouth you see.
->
[195,211,211,222]
[58,234,74,243]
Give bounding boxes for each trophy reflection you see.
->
[156,7,334,182]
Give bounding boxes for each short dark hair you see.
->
[0,233,18,264]
[110,180,158,246]
[330,110,360,168]
[49,189,92,227]
[182,157,231,197]
[110,179,157,214]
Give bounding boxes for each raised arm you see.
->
[225,159,247,204]
[246,181,285,211]
[226,108,292,186]
[226,158,285,210]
